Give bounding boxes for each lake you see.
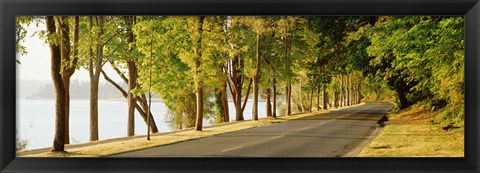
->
[16,99,270,150]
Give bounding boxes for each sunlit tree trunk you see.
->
[194,16,205,131]
[89,16,104,141]
[252,33,261,121]
[47,16,66,151]
[124,16,137,137]
[346,73,350,106]
[323,83,327,110]
[272,74,277,118]
[285,29,292,116]
[232,57,243,121]
[215,82,229,123]
[58,16,71,144]
[317,87,321,110]
[265,88,272,117]
[309,87,314,113]
[299,78,305,112]
[228,55,250,121]
[221,82,229,122]
[340,74,344,107]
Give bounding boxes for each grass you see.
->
[18,103,364,157]
[357,105,464,157]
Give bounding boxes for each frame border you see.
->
[1,0,479,172]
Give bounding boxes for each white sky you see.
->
[17,22,122,83]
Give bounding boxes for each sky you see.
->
[17,22,122,83]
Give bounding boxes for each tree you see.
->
[134,17,192,129]
[58,16,81,144]
[226,16,256,121]
[101,16,160,134]
[88,16,103,141]
[239,16,269,121]
[193,16,206,131]
[278,17,296,115]
[46,16,66,151]
[124,16,137,136]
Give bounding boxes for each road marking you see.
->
[221,145,244,152]
[214,103,390,155]
[270,135,283,140]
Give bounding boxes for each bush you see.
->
[16,131,28,151]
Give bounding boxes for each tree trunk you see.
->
[228,55,245,121]
[340,75,343,107]
[89,77,99,141]
[194,16,205,131]
[352,81,356,105]
[299,79,305,112]
[346,74,350,106]
[234,81,243,121]
[309,88,313,113]
[58,16,71,145]
[351,74,354,105]
[252,33,261,121]
[343,74,347,106]
[107,65,159,133]
[47,16,66,152]
[285,29,293,116]
[139,94,159,133]
[234,58,244,121]
[89,16,103,141]
[317,86,321,110]
[395,80,410,109]
[358,84,362,104]
[241,78,253,114]
[323,83,327,110]
[62,79,70,144]
[287,84,292,115]
[127,61,137,136]
[266,88,272,117]
[195,86,204,131]
[214,87,228,123]
[286,86,290,115]
[221,82,229,122]
[125,16,137,137]
[272,76,277,118]
[334,92,338,108]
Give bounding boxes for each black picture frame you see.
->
[1,0,479,172]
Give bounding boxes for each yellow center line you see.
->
[219,104,380,154]
[221,145,244,152]
[269,135,283,140]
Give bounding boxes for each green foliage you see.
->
[361,75,396,101]
[16,130,28,151]
[22,15,464,131]
[352,16,464,122]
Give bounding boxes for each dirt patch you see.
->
[387,108,434,125]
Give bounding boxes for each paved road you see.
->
[112,102,393,157]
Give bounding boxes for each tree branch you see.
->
[227,78,236,106]
[241,77,253,113]
[109,61,129,84]
[101,69,128,97]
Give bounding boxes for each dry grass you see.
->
[19,103,364,157]
[357,107,464,157]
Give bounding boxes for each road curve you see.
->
[112,102,393,157]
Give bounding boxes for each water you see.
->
[17,99,269,150]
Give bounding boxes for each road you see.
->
[112,102,393,157]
